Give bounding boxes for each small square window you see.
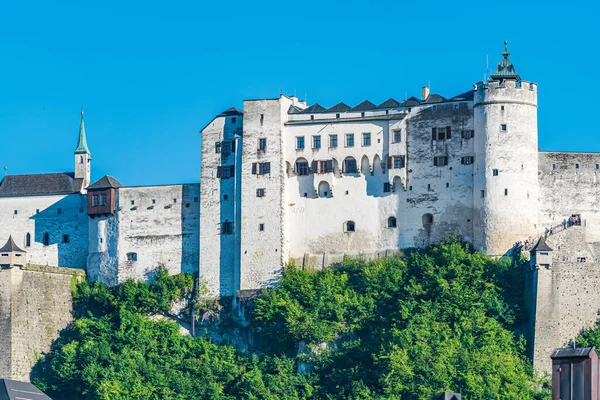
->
[258,138,267,150]
[362,133,371,147]
[361,112,365,117]
[596,164,599,169]
[62,234,70,243]
[152,199,156,204]
[256,188,265,197]
[194,197,199,202]
[383,182,391,192]
[310,115,314,120]
[223,194,228,201]
[493,169,499,176]
[231,117,237,123]
[329,135,338,148]
[313,135,321,149]
[576,163,580,169]
[552,164,556,169]
[481,190,485,198]
[504,188,508,196]
[501,106,505,111]
[173,199,177,203]
[131,200,135,205]
[259,223,265,231]
[215,142,221,153]
[501,124,507,132]
[36,209,40,214]
[345,134,355,147]
[296,136,305,149]
[446,182,449,188]
[336,113,340,119]
[57,208,62,215]
[393,130,402,143]
[303,193,308,198]
[13,210,17,215]
[345,190,349,195]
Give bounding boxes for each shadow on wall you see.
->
[181,184,200,275]
[30,196,87,269]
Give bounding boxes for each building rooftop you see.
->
[87,175,124,190]
[551,347,596,359]
[0,236,25,253]
[0,379,52,400]
[0,173,83,198]
[531,237,553,252]
[490,41,520,81]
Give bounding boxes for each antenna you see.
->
[305,92,308,104]
[3,165,7,177]
[485,53,489,81]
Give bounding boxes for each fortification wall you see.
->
[0,194,88,268]
[0,265,85,381]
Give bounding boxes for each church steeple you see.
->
[490,41,521,81]
[75,111,91,155]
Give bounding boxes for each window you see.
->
[493,169,499,176]
[231,117,237,123]
[101,194,107,206]
[313,135,321,149]
[256,188,266,197]
[393,129,402,143]
[387,216,397,228]
[317,160,333,174]
[422,213,433,225]
[596,164,599,169]
[194,197,199,202]
[310,115,314,120]
[221,221,234,235]
[13,210,17,215]
[329,135,338,148]
[221,141,231,154]
[432,126,451,140]
[295,159,309,175]
[93,195,99,206]
[258,138,267,150]
[344,221,355,232]
[577,257,587,263]
[345,133,354,147]
[383,182,391,193]
[446,182,450,188]
[259,223,265,231]
[127,252,138,262]
[501,106,505,111]
[131,200,135,205]
[252,162,271,175]
[576,163,580,169]
[362,133,371,146]
[461,156,474,165]
[25,233,31,247]
[217,165,235,179]
[433,156,448,167]
[43,232,49,246]
[336,113,340,119]
[296,136,305,149]
[173,199,177,203]
[361,112,365,117]
[552,164,556,169]
[388,155,405,169]
[152,199,156,204]
[461,130,474,139]
[79,155,84,164]
[343,157,358,174]
[504,188,508,196]
[36,209,39,214]
[481,190,485,198]
[62,234,70,243]
[57,208,62,215]
[501,124,507,132]
[427,183,431,191]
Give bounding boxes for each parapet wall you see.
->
[0,264,84,381]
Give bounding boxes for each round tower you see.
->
[473,42,539,255]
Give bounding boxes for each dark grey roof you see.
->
[376,98,401,109]
[351,100,376,112]
[0,236,25,253]
[0,173,83,198]
[424,94,447,104]
[531,237,553,252]
[400,96,421,107]
[0,379,52,400]
[217,107,243,117]
[87,175,124,190]
[449,90,475,101]
[551,347,596,359]
[288,105,303,114]
[300,104,327,114]
[326,102,351,113]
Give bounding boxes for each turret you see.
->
[473,42,539,255]
[0,236,27,268]
[74,111,92,191]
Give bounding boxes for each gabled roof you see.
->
[299,103,327,114]
[376,98,401,109]
[74,112,91,155]
[424,94,447,104]
[0,236,25,253]
[449,90,475,101]
[551,347,596,359]
[531,237,553,252]
[326,102,351,113]
[87,175,124,190]
[400,96,421,107]
[351,100,377,112]
[217,107,243,117]
[490,41,520,81]
[0,379,52,399]
[288,105,303,114]
[0,173,83,198]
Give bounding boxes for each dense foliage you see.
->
[33,241,549,399]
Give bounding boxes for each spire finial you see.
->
[81,110,84,118]
[502,41,510,58]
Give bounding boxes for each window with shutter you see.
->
[446,126,451,139]
[433,157,438,167]
[217,166,223,178]
[231,140,236,152]
[432,128,437,140]
[252,163,257,174]
[387,156,392,169]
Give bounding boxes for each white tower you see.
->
[473,42,539,255]
[74,111,92,191]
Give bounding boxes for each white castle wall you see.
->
[0,194,88,268]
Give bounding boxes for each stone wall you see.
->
[0,264,85,381]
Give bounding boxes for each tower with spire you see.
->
[74,110,92,191]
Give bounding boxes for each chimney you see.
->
[421,86,430,101]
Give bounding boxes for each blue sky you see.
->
[0,0,594,186]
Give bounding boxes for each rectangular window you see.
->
[461,156,474,165]
[13,210,17,215]
[221,141,231,154]
[362,133,371,147]
[318,160,333,174]
[231,117,236,123]
[296,136,305,149]
[576,163,580,169]
[501,124,507,132]
[481,190,485,198]
[383,182,391,192]
[215,142,221,153]
[217,165,235,179]
[220,221,234,235]
[344,158,357,173]
[62,234,70,243]
[256,188,266,197]
[432,126,451,140]
[504,188,508,196]
[329,135,338,148]
[258,138,267,150]
[101,194,107,206]
[394,156,405,169]
[493,169,499,176]
[259,223,265,231]
[345,134,354,147]
[259,162,271,175]
[57,208,62,215]
[313,135,321,149]
[93,195,99,206]
[393,129,402,143]
[433,156,448,167]
[296,161,309,176]
[461,130,474,139]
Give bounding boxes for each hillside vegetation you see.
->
[33,239,549,399]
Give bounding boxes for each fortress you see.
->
[1,42,599,376]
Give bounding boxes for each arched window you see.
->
[343,157,357,174]
[127,252,138,262]
[295,158,309,176]
[344,221,355,232]
[79,155,84,164]
[387,216,397,228]
[25,233,31,247]
[422,213,434,226]
[43,232,49,246]
[318,181,331,198]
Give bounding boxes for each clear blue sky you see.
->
[0,0,594,186]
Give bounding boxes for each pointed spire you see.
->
[74,110,91,155]
[0,235,26,253]
[490,41,521,81]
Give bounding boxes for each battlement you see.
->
[473,80,538,106]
